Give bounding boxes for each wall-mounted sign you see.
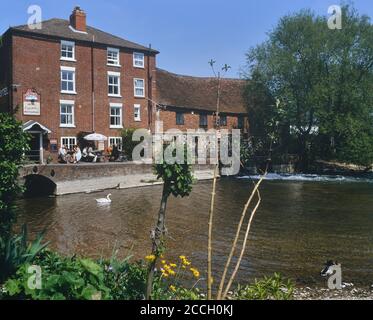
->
[0,87,8,98]
[50,139,58,152]
[23,89,40,115]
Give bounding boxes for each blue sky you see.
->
[1,0,372,77]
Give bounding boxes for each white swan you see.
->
[96,194,112,204]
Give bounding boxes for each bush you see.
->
[120,128,139,161]
[231,273,294,300]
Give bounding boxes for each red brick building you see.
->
[156,69,248,132]
[0,7,248,163]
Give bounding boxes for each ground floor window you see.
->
[199,114,208,127]
[238,116,244,129]
[109,137,123,151]
[220,115,227,126]
[61,137,77,150]
[176,112,184,125]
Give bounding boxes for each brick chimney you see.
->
[69,6,86,32]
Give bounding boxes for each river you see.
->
[15,176,373,287]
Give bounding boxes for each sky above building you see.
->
[1,0,373,77]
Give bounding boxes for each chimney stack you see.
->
[70,6,86,32]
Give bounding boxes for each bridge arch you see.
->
[24,174,57,198]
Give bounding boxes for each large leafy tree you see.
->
[245,5,373,169]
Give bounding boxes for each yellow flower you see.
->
[182,265,186,269]
[145,254,156,262]
[170,263,177,268]
[161,260,166,265]
[168,269,176,276]
[193,270,200,278]
[179,255,186,260]
[169,285,176,292]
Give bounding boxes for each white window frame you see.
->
[61,66,76,94]
[133,52,144,68]
[110,103,123,128]
[61,40,76,61]
[108,71,121,97]
[109,137,123,151]
[134,104,141,121]
[107,47,120,67]
[59,99,75,128]
[61,137,77,150]
[134,78,145,98]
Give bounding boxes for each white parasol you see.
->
[84,133,108,141]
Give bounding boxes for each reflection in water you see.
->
[15,178,373,286]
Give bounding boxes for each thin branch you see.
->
[222,186,262,300]
[216,176,265,299]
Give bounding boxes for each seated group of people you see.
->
[58,145,82,164]
[58,144,121,164]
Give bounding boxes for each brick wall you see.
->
[158,109,247,132]
[10,33,156,159]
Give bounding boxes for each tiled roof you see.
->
[9,18,158,54]
[156,69,247,114]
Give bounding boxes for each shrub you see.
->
[120,128,138,160]
[231,273,294,300]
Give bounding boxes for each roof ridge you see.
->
[156,68,245,82]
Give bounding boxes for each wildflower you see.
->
[168,269,176,276]
[190,267,200,279]
[145,254,156,262]
[161,260,166,265]
[169,285,176,292]
[179,255,186,260]
[170,263,177,268]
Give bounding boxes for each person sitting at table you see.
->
[73,145,82,164]
[82,146,97,163]
[109,144,120,162]
[58,145,67,164]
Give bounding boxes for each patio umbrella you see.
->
[84,133,108,141]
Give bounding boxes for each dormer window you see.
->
[107,47,120,66]
[61,40,75,61]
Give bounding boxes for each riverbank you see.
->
[294,286,373,300]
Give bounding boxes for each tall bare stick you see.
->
[207,60,231,300]
[222,186,262,299]
[216,176,264,299]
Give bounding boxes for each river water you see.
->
[15,176,373,287]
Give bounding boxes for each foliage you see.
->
[244,5,373,168]
[154,144,195,197]
[0,225,48,283]
[0,113,30,237]
[145,254,203,300]
[120,128,138,160]
[231,273,294,300]
[1,250,203,300]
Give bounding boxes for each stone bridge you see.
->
[19,162,215,196]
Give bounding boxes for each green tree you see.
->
[0,113,30,237]
[245,5,373,169]
[146,145,194,299]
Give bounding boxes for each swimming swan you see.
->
[96,194,112,204]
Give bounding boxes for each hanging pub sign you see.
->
[23,89,41,115]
